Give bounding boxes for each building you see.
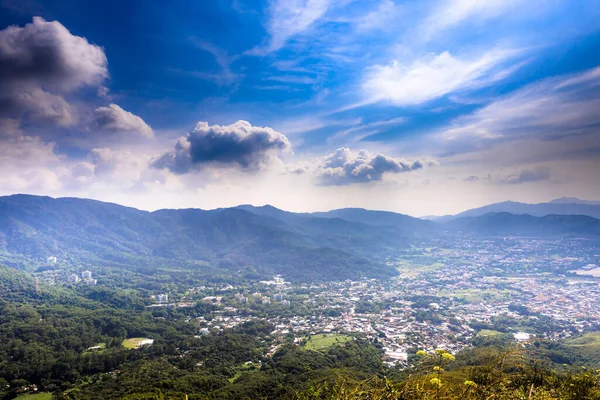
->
[281,299,291,308]
[67,274,80,283]
[47,256,57,264]
[82,270,92,279]
[274,293,283,302]
[157,294,168,303]
[84,278,97,286]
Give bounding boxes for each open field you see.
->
[477,329,503,337]
[15,394,53,400]
[122,338,153,349]
[304,334,351,351]
[437,288,515,303]
[567,332,600,347]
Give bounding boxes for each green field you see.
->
[15,393,53,400]
[437,288,515,303]
[82,342,106,354]
[304,334,352,351]
[567,332,600,347]
[477,329,503,337]
[122,338,153,349]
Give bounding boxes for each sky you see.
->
[0,0,599,216]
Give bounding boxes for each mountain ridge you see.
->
[2,194,600,282]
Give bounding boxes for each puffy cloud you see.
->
[94,104,153,138]
[152,120,291,174]
[311,147,435,186]
[0,17,107,125]
[363,49,517,106]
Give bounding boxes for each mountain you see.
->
[2,194,600,282]
[0,195,409,282]
[438,199,600,221]
[443,212,600,238]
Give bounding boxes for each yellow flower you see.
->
[464,380,477,388]
[430,378,442,387]
[416,350,428,356]
[433,366,443,371]
[441,352,455,361]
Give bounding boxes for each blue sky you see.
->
[0,0,599,215]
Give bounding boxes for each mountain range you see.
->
[432,198,600,221]
[1,194,600,282]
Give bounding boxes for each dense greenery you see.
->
[0,195,404,282]
[2,263,600,399]
[2,195,600,284]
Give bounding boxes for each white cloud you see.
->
[300,147,436,186]
[94,104,154,138]
[249,0,332,54]
[363,49,517,106]
[421,0,527,40]
[355,0,400,32]
[443,66,600,143]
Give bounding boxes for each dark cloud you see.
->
[0,17,107,125]
[315,147,435,186]
[94,104,153,138]
[152,120,291,173]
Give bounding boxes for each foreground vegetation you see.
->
[3,264,600,399]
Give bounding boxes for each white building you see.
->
[47,256,57,264]
[84,278,97,286]
[68,274,80,283]
[157,294,168,303]
[82,270,92,279]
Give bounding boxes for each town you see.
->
[132,236,600,366]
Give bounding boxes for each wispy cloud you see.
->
[362,49,520,106]
[266,75,318,85]
[188,38,239,85]
[248,0,332,55]
[328,117,408,143]
[355,0,401,32]
[443,66,600,142]
[421,0,527,41]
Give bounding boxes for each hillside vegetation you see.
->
[2,195,600,283]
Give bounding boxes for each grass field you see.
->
[477,329,503,337]
[15,393,53,400]
[122,338,153,349]
[304,334,351,351]
[567,332,600,347]
[437,288,515,303]
[83,342,106,354]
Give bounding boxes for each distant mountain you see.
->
[0,195,405,282]
[438,199,600,221]
[443,212,600,238]
[2,195,600,282]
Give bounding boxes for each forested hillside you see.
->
[2,195,600,283]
